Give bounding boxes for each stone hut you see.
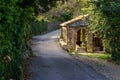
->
[60,15,103,52]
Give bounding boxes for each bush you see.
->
[52,10,73,22]
[0,0,33,80]
[31,19,48,35]
[90,0,120,61]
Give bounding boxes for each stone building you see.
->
[60,15,103,52]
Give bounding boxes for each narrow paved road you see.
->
[29,30,108,80]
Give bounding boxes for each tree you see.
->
[38,0,57,13]
[90,0,120,61]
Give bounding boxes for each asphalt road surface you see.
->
[28,29,109,80]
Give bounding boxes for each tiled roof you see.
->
[60,14,89,27]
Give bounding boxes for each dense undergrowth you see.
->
[31,19,48,35]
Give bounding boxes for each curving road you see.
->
[28,29,109,80]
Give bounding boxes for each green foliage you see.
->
[52,10,73,22]
[19,0,39,15]
[60,11,73,21]
[115,60,120,65]
[31,19,48,35]
[90,0,120,61]
[39,0,57,12]
[19,0,58,15]
[76,0,120,61]
[0,0,33,80]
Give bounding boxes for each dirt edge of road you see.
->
[72,55,120,80]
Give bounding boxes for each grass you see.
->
[73,52,120,65]
[75,53,111,60]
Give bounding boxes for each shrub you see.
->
[31,19,48,35]
[0,0,33,80]
[90,0,120,61]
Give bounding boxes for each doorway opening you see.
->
[76,29,82,46]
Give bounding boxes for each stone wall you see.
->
[62,27,67,43]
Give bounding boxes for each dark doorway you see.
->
[76,29,82,46]
[93,37,103,51]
